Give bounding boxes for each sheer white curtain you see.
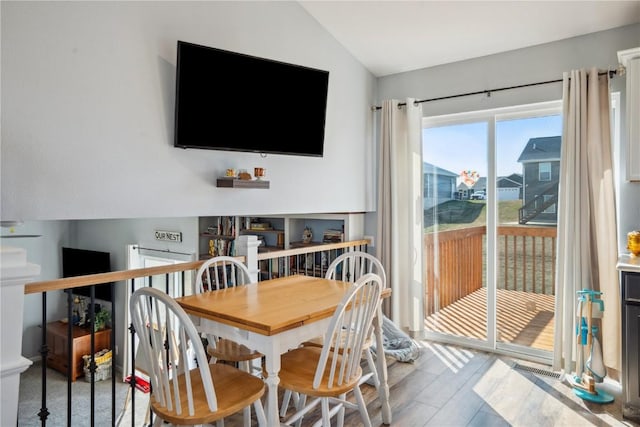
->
[376,98,424,335]
[554,68,620,374]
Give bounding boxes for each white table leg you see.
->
[263,344,282,426]
[374,308,392,424]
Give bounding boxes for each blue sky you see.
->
[423,114,562,178]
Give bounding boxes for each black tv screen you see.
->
[174,41,329,157]
[62,247,113,302]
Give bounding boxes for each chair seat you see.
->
[302,331,373,351]
[279,346,362,398]
[207,338,263,362]
[151,362,265,425]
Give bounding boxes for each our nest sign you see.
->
[155,230,182,243]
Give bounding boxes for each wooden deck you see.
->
[425,287,555,351]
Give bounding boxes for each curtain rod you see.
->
[133,246,193,256]
[372,69,621,111]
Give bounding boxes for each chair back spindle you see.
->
[325,251,387,289]
[130,287,217,417]
[195,256,251,293]
[314,273,383,390]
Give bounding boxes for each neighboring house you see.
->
[423,162,458,209]
[456,182,472,200]
[471,177,486,197]
[517,136,561,223]
[497,173,523,201]
[458,174,523,201]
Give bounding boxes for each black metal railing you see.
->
[21,240,369,426]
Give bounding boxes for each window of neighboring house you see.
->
[539,162,551,181]
[542,194,556,214]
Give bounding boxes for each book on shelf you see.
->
[208,237,235,257]
[322,229,344,243]
[207,216,236,237]
[249,222,272,231]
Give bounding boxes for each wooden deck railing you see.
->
[424,226,485,317]
[497,225,556,295]
[424,225,557,316]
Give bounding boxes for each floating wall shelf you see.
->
[216,178,270,189]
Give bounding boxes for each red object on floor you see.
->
[124,375,150,393]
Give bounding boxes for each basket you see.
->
[82,349,112,382]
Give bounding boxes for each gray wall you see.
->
[16,217,198,359]
[1,1,376,221]
[373,24,640,254]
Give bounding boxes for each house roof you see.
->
[497,173,523,188]
[472,177,486,190]
[423,162,458,178]
[505,173,523,184]
[517,136,561,163]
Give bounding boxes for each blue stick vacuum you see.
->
[566,289,614,403]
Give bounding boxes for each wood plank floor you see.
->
[220,342,637,427]
[425,288,555,351]
[19,342,638,426]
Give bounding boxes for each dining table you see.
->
[175,274,392,426]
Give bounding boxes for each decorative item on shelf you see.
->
[225,168,236,177]
[302,227,313,244]
[238,169,252,180]
[93,308,111,332]
[72,296,85,326]
[254,167,266,180]
[628,230,640,256]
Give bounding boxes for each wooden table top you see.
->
[176,275,352,336]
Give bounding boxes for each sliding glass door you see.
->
[422,101,560,361]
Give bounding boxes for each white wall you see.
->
[372,24,640,254]
[9,221,73,358]
[1,1,376,221]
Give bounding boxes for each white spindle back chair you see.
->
[129,287,266,426]
[279,273,383,427]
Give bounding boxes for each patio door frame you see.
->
[422,100,561,364]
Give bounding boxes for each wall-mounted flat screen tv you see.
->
[62,247,113,302]
[174,40,329,157]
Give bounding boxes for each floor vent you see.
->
[513,363,561,379]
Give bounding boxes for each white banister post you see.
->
[236,235,260,282]
[0,246,40,427]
